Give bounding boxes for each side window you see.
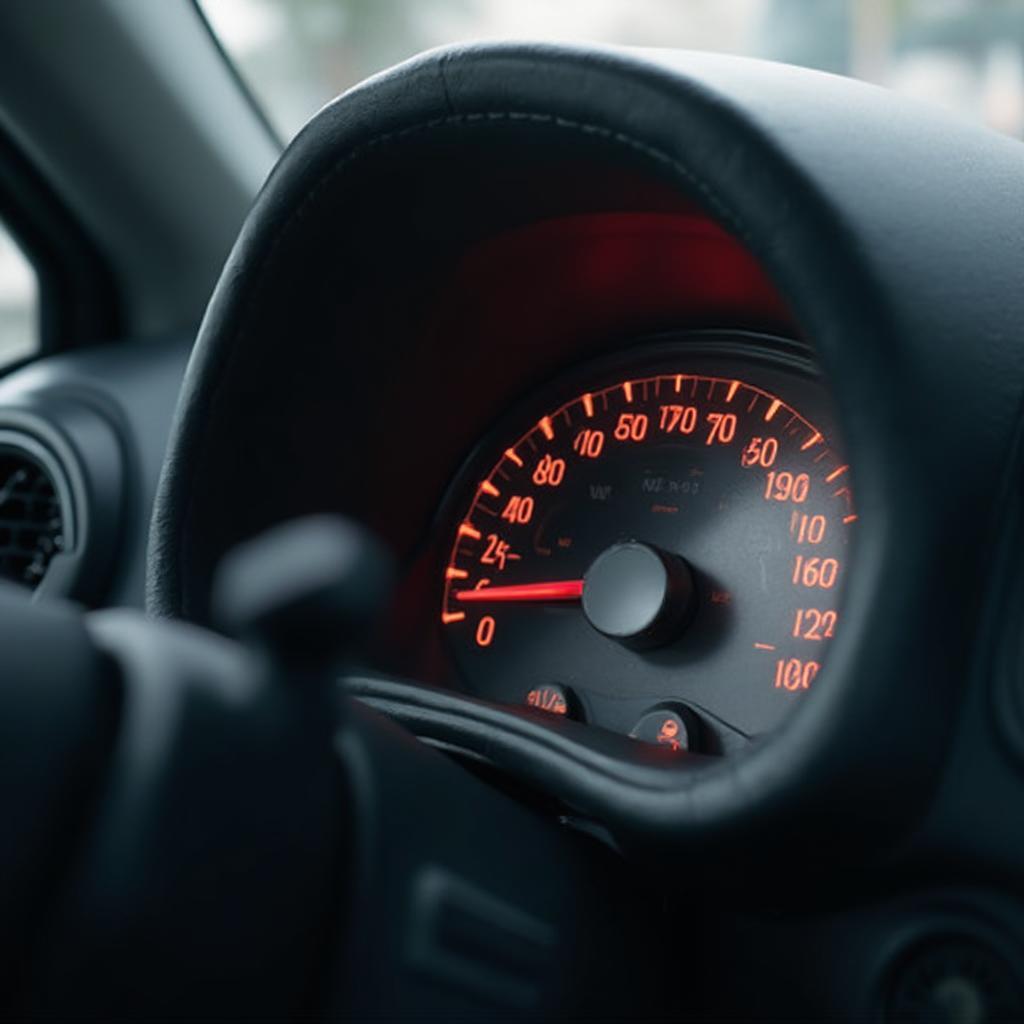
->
[0,220,38,369]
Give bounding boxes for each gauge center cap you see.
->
[581,541,696,649]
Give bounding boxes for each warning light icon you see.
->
[629,708,693,752]
[525,685,570,716]
[656,717,681,750]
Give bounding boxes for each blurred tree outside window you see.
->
[0,222,38,370]
[201,0,1024,141]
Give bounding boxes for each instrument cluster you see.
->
[426,332,854,753]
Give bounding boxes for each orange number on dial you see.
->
[765,471,810,503]
[790,512,827,544]
[792,608,837,640]
[741,436,778,467]
[500,496,534,524]
[774,658,820,690]
[658,405,699,434]
[532,454,565,486]
[475,616,495,647]
[573,429,605,459]
[481,534,517,571]
[792,556,839,589]
[705,412,737,445]
[614,413,648,442]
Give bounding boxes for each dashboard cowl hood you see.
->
[149,43,1024,854]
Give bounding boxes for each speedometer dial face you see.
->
[440,341,855,748]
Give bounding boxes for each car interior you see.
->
[1,1,1024,1020]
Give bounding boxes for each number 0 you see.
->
[475,616,495,647]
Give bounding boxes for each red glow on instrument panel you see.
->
[427,213,794,370]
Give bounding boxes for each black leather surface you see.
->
[148,44,1024,854]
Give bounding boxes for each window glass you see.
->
[200,0,1024,142]
[0,222,38,369]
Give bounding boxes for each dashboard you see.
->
[3,41,1024,1018]
[8,18,1024,1024]
[2,36,1024,1019]
[24,43,1022,829]
[5,40,1024,815]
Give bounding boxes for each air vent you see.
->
[0,443,67,589]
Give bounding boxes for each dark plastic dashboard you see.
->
[3,42,1024,1017]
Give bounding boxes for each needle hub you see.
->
[581,541,696,649]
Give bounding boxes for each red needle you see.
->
[455,580,584,603]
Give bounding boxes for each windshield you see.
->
[200,0,1024,142]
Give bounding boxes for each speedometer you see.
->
[440,337,855,751]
